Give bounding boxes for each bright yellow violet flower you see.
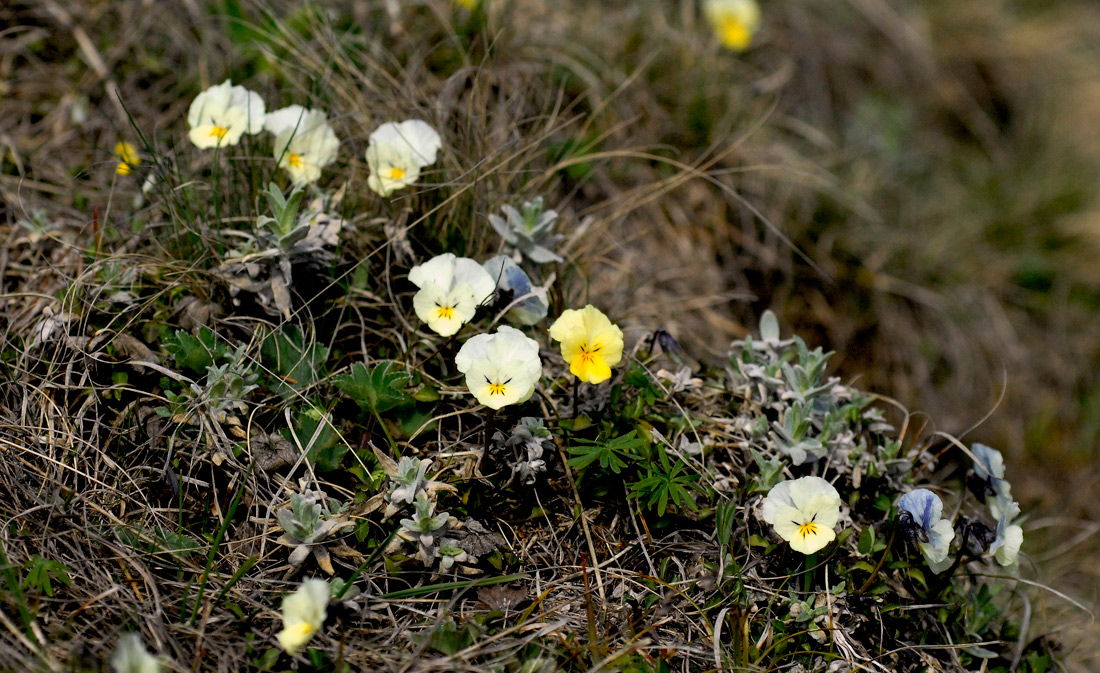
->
[548,305,623,384]
[264,106,340,185]
[704,0,761,52]
[455,326,543,410]
[761,476,841,555]
[409,253,497,337]
[110,633,161,673]
[114,142,141,176]
[186,80,265,149]
[365,120,442,196]
[277,577,329,654]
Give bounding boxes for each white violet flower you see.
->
[265,106,340,185]
[760,476,842,555]
[110,633,161,673]
[277,577,329,654]
[990,500,1024,568]
[365,119,442,196]
[187,80,265,149]
[455,326,543,410]
[897,488,956,574]
[409,253,496,336]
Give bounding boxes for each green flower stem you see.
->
[572,377,580,419]
[803,553,816,594]
[372,407,398,455]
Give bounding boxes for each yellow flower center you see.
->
[288,153,303,168]
[797,521,819,539]
[435,304,455,320]
[387,166,406,180]
[485,375,512,397]
[210,125,229,140]
[716,17,752,51]
[576,343,601,364]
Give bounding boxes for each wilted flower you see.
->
[265,106,339,185]
[409,253,496,336]
[704,0,761,52]
[110,633,161,673]
[760,476,842,555]
[187,80,265,149]
[989,500,1024,568]
[277,578,329,654]
[897,489,956,574]
[365,120,442,196]
[548,305,624,384]
[483,255,549,326]
[455,326,543,410]
[114,142,141,176]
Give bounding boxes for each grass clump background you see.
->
[2,0,1100,671]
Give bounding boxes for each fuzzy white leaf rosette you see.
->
[409,253,496,336]
[365,119,442,196]
[277,577,329,654]
[455,326,543,410]
[760,476,842,555]
[187,80,265,149]
[897,488,955,573]
[264,105,340,185]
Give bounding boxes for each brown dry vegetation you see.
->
[3,0,1100,671]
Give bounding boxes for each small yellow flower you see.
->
[110,633,161,673]
[365,120,442,197]
[455,0,477,8]
[186,80,266,149]
[760,476,841,555]
[277,578,329,654]
[264,106,340,185]
[704,0,761,52]
[114,142,141,176]
[548,305,624,384]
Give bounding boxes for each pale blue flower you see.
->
[483,255,549,326]
[971,443,1013,518]
[989,500,1024,568]
[897,489,955,574]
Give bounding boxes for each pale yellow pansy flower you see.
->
[264,106,340,185]
[409,253,496,337]
[110,633,161,673]
[365,120,442,196]
[277,577,329,654]
[455,326,543,410]
[761,476,842,555]
[186,80,265,149]
[114,142,141,176]
[704,0,761,52]
[548,305,624,384]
